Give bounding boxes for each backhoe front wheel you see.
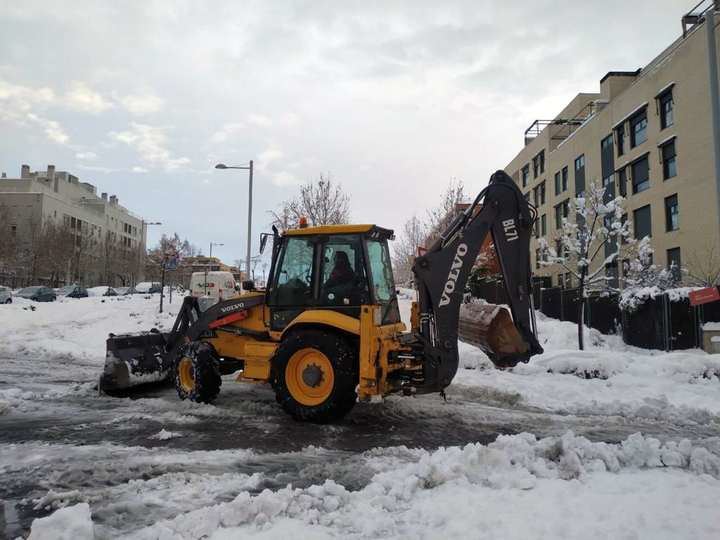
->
[175,342,221,403]
[272,330,358,423]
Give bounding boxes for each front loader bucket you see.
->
[458,302,531,368]
[99,331,175,394]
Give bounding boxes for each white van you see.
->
[189,271,238,304]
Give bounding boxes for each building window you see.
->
[667,247,681,279]
[630,108,648,148]
[631,154,650,194]
[535,248,541,269]
[665,194,679,231]
[539,181,546,205]
[634,204,652,239]
[658,88,674,129]
[533,185,539,207]
[521,165,529,188]
[555,199,569,229]
[561,166,568,192]
[554,171,561,196]
[532,150,545,179]
[617,167,627,197]
[615,123,626,156]
[602,173,615,200]
[661,139,677,180]
[574,154,585,196]
[540,214,547,236]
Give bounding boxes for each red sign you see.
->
[689,287,720,306]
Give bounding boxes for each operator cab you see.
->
[266,224,400,331]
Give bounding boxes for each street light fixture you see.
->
[215,161,253,282]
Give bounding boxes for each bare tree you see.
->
[392,215,427,285]
[685,241,720,287]
[424,179,466,246]
[270,174,350,229]
[539,181,630,350]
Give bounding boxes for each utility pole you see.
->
[215,160,254,283]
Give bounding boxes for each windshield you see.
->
[19,287,41,295]
[60,286,75,293]
[366,239,395,304]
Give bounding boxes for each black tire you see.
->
[175,341,222,403]
[271,329,358,423]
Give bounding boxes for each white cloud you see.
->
[131,166,149,173]
[210,122,245,144]
[0,79,55,120]
[27,113,69,145]
[76,151,98,160]
[272,170,299,186]
[119,93,164,115]
[109,122,190,171]
[257,147,284,173]
[63,81,112,113]
[247,113,272,128]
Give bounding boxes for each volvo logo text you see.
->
[439,243,468,307]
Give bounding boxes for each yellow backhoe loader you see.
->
[100,170,543,422]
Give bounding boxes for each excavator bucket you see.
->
[458,302,530,368]
[99,331,175,394]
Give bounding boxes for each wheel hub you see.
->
[301,363,324,388]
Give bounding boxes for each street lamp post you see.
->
[206,241,224,295]
[215,161,253,282]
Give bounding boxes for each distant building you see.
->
[505,3,720,288]
[0,164,147,286]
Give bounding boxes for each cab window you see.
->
[273,237,315,306]
[319,235,369,306]
[366,239,395,303]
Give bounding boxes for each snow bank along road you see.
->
[1,293,720,539]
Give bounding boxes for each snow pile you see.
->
[0,295,179,364]
[114,431,720,539]
[454,311,720,418]
[28,502,94,540]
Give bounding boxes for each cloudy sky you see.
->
[0,0,690,266]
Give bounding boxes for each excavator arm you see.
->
[410,170,543,391]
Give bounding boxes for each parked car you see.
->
[114,286,137,296]
[0,286,12,304]
[16,286,56,302]
[87,286,118,297]
[58,284,89,298]
[134,281,162,294]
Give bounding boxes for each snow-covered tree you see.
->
[270,174,350,230]
[538,181,630,349]
[619,236,680,311]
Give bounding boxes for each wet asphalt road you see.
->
[2,359,720,539]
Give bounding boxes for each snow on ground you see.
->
[2,290,720,538]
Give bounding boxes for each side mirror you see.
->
[259,233,270,254]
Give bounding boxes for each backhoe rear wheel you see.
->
[272,329,358,423]
[175,341,222,403]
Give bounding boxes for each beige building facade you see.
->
[505,8,720,288]
[0,164,147,285]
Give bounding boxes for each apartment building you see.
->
[505,4,720,288]
[0,164,147,285]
